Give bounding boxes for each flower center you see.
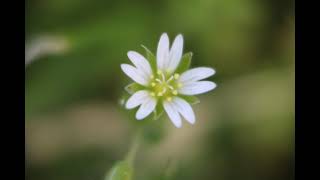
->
[149,70,182,101]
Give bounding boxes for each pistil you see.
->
[149,71,181,100]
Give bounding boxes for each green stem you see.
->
[125,128,142,166]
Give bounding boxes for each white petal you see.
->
[167,34,183,73]
[179,81,217,95]
[179,67,215,84]
[163,101,182,128]
[121,64,149,86]
[136,97,157,120]
[172,97,195,124]
[127,51,152,77]
[156,33,170,71]
[126,90,150,109]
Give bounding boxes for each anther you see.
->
[150,75,154,79]
[151,82,156,87]
[157,92,163,96]
[174,73,180,79]
[166,97,172,101]
[150,92,155,96]
[177,83,183,88]
[172,90,178,95]
[157,70,163,75]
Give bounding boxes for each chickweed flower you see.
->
[121,33,216,128]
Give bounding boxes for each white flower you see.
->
[121,33,217,128]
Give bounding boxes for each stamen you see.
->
[161,87,167,94]
[150,75,154,79]
[155,79,162,83]
[174,73,180,79]
[161,73,165,81]
[172,90,178,95]
[151,69,181,97]
[167,76,174,82]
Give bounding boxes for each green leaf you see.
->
[125,83,144,94]
[175,52,193,74]
[179,95,200,105]
[105,161,133,180]
[141,45,157,73]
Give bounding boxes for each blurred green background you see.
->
[25,0,294,179]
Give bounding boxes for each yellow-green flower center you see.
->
[149,70,182,101]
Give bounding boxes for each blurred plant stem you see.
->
[105,114,168,180]
[125,128,142,167]
[105,127,143,180]
[25,35,69,68]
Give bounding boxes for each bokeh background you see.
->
[25,0,295,179]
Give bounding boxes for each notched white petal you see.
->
[136,97,157,120]
[125,90,149,109]
[167,34,183,73]
[179,81,217,95]
[163,101,182,128]
[179,67,215,83]
[127,51,152,77]
[157,33,170,71]
[121,64,149,86]
[173,97,195,124]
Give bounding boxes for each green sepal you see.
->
[105,161,133,180]
[153,102,164,120]
[118,94,129,108]
[142,112,166,145]
[175,52,193,74]
[179,95,200,105]
[125,83,144,94]
[141,45,157,73]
